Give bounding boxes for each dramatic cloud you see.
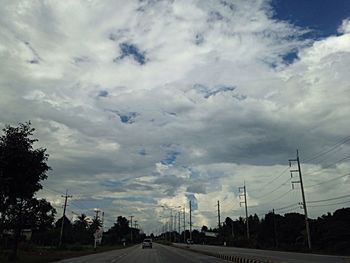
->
[1,0,349,233]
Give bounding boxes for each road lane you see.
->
[117,243,224,263]
[55,245,136,263]
[55,243,225,263]
[174,243,350,263]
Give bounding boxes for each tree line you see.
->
[159,208,350,255]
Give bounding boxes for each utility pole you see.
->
[178,211,181,237]
[272,209,278,248]
[59,190,72,247]
[289,149,312,250]
[94,209,100,220]
[101,212,104,227]
[189,200,192,240]
[183,207,186,243]
[170,210,173,242]
[239,183,250,240]
[231,220,234,239]
[130,216,134,243]
[217,200,221,228]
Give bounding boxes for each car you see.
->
[186,239,194,245]
[142,238,152,249]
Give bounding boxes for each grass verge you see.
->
[0,244,131,263]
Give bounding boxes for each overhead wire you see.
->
[268,189,293,203]
[303,154,350,176]
[275,203,299,211]
[257,166,290,191]
[308,199,350,208]
[302,136,350,163]
[253,176,291,199]
[308,193,350,204]
[304,172,350,188]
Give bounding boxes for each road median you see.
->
[172,243,274,263]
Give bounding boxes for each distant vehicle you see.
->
[186,239,194,245]
[142,238,152,249]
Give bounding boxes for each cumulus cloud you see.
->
[1,0,350,232]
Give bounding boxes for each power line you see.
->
[258,167,290,191]
[303,136,350,163]
[254,177,291,199]
[304,172,350,189]
[280,207,301,214]
[268,189,294,203]
[41,184,65,195]
[308,193,350,204]
[275,203,299,211]
[304,154,350,176]
[308,199,350,208]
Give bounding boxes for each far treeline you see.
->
[163,208,350,255]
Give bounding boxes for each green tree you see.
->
[72,213,90,244]
[0,122,50,259]
[106,216,129,244]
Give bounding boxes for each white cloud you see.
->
[1,0,350,232]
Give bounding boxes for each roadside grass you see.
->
[0,244,130,263]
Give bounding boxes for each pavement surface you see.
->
[174,243,350,263]
[55,243,225,263]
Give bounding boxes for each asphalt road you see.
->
[55,243,225,263]
[174,243,350,263]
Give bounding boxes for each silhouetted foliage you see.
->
[0,122,51,259]
[160,208,350,255]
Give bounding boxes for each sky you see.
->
[1,0,350,234]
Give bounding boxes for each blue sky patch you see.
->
[104,109,139,124]
[115,42,147,65]
[161,151,180,165]
[281,50,299,65]
[193,84,236,98]
[186,194,198,210]
[98,90,109,97]
[164,111,177,117]
[139,148,147,156]
[208,11,224,22]
[272,0,350,38]
[101,179,125,190]
[195,34,204,45]
[119,112,138,124]
[117,196,156,204]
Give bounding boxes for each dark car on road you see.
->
[142,238,152,249]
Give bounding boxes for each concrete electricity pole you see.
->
[272,209,278,248]
[178,211,181,236]
[59,190,72,247]
[289,149,312,250]
[94,209,100,220]
[239,183,250,240]
[217,200,221,228]
[183,207,186,243]
[189,200,192,240]
[130,216,134,243]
